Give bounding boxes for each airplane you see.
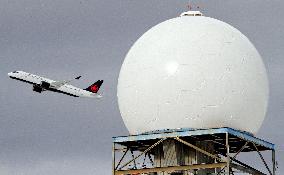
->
[8,71,103,98]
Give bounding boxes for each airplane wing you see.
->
[50,76,81,89]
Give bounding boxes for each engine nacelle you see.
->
[33,84,43,93]
[40,81,50,89]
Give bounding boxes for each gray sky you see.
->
[0,0,283,174]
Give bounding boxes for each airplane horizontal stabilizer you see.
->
[75,76,81,80]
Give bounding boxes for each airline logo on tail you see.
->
[85,80,103,93]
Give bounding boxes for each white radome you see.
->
[117,12,269,135]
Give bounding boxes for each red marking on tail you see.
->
[85,80,103,93]
[90,85,99,93]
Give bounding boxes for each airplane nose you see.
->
[8,72,13,77]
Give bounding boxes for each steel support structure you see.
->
[226,132,230,174]
[112,127,276,175]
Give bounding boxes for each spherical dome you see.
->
[117,14,269,135]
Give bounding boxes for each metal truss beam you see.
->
[115,162,227,175]
[118,138,166,169]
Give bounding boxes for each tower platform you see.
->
[112,127,276,175]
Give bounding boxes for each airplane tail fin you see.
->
[84,80,103,93]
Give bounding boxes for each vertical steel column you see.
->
[226,132,230,174]
[130,150,137,169]
[272,150,276,175]
[112,142,115,175]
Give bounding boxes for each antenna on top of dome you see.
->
[187,0,202,11]
[187,0,192,10]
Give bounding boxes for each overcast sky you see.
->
[0,0,283,174]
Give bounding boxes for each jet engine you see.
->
[33,84,43,93]
[40,81,50,89]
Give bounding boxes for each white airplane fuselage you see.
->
[8,71,102,98]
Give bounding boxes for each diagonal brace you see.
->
[174,137,225,162]
[217,142,248,175]
[115,148,129,170]
[253,143,273,175]
[119,138,166,170]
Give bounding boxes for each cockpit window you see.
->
[12,71,18,73]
